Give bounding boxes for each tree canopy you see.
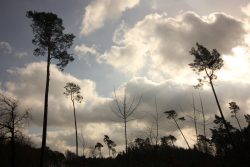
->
[26,11,75,70]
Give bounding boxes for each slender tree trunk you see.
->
[209,78,234,145]
[192,94,199,149]
[123,94,128,154]
[234,113,242,132]
[11,130,15,167]
[11,109,15,167]
[124,119,128,154]
[199,91,208,153]
[40,48,51,167]
[155,96,159,146]
[72,98,78,156]
[173,118,190,149]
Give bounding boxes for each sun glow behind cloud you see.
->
[219,46,250,82]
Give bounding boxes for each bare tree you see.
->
[153,96,160,146]
[27,11,75,167]
[0,93,30,167]
[64,82,83,156]
[192,93,199,149]
[88,146,97,158]
[79,130,88,157]
[229,102,242,132]
[164,110,190,149]
[198,91,208,153]
[145,123,154,145]
[111,90,142,154]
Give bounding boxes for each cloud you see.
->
[0,41,12,54]
[100,12,246,77]
[241,3,250,16]
[74,44,99,57]
[14,51,28,58]
[81,0,140,35]
[0,41,28,58]
[5,61,102,127]
[2,62,250,153]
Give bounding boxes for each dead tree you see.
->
[0,93,30,167]
[111,90,142,153]
[79,129,88,157]
[153,96,160,146]
[192,93,199,149]
[198,91,208,153]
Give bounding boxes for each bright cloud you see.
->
[2,62,250,153]
[241,2,250,16]
[5,61,101,126]
[74,44,99,57]
[218,46,250,83]
[81,0,140,35]
[100,12,246,79]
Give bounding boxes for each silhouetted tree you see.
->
[0,93,30,167]
[27,11,75,167]
[64,82,83,156]
[188,43,233,147]
[245,114,250,126]
[160,135,176,147]
[229,102,242,132]
[111,90,142,153]
[210,115,237,156]
[65,150,76,161]
[196,135,215,155]
[103,135,116,157]
[164,110,190,149]
[134,138,151,149]
[95,142,104,158]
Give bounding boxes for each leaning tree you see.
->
[27,11,75,167]
[164,110,190,149]
[188,43,234,147]
[64,82,83,156]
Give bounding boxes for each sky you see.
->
[1,0,250,156]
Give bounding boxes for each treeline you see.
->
[1,117,250,167]
[1,90,250,167]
